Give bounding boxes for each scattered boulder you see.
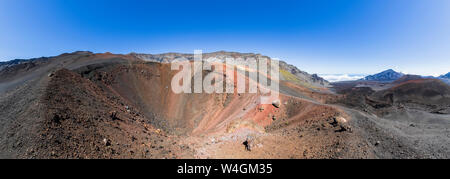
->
[329,117,339,127]
[51,114,63,124]
[110,111,119,120]
[335,123,352,133]
[336,117,347,123]
[103,138,111,146]
[272,100,281,108]
[258,106,264,112]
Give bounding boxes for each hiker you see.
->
[243,140,251,151]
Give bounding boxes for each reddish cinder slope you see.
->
[77,61,286,135]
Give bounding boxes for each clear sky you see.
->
[1,0,449,76]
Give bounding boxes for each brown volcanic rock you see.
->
[3,51,448,159]
[370,79,450,114]
[37,68,189,158]
[331,78,450,114]
[392,74,423,84]
[0,52,352,159]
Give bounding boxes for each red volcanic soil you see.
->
[1,52,449,159]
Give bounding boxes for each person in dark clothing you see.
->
[243,140,251,151]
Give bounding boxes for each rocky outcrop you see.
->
[279,61,329,87]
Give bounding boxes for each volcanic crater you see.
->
[0,51,448,159]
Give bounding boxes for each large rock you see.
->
[272,100,281,108]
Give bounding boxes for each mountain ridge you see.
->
[0,51,330,88]
[361,69,404,82]
[440,72,450,79]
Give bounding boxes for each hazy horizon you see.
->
[1,0,449,76]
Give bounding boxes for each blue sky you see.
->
[0,0,449,76]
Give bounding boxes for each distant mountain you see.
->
[362,69,404,82]
[0,59,29,71]
[0,57,52,73]
[439,72,450,79]
[438,72,450,85]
